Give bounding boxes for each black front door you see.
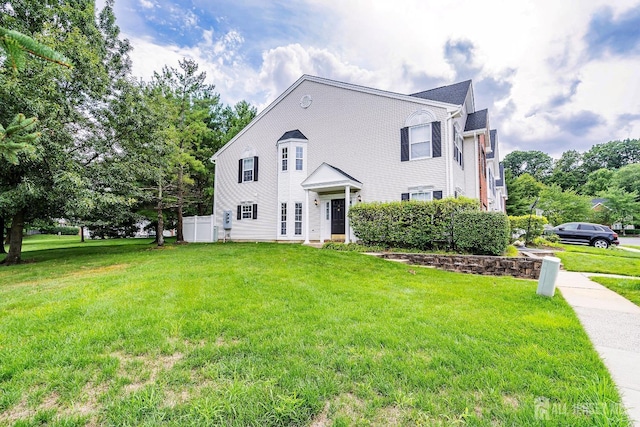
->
[331,199,345,234]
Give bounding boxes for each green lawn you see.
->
[0,236,630,426]
[554,244,640,277]
[590,276,640,307]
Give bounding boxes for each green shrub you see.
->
[349,197,479,251]
[453,211,510,256]
[508,215,548,240]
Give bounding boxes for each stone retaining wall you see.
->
[379,253,544,279]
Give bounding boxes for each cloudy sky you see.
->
[102,0,640,158]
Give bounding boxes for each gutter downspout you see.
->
[210,157,218,240]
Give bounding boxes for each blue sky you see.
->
[102,0,640,158]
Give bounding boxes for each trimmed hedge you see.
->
[453,211,510,256]
[349,197,479,251]
[508,215,548,240]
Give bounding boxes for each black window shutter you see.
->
[401,193,410,201]
[237,205,242,220]
[238,159,243,183]
[400,127,409,162]
[432,122,441,157]
[252,204,258,219]
[253,156,259,182]
[433,191,443,200]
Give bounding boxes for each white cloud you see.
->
[139,0,155,9]
[120,0,640,157]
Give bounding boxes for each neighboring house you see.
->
[211,75,507,243]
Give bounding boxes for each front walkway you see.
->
[557,271,640,426]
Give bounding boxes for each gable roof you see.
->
[410,80,471,106]
[487,129,497,159]
[301,162,362,191]
[278,129,307,141]
[464,109,488,132]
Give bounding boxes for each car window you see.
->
[579,224,596,231]
[562,223,579,230]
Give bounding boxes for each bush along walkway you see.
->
[556,271,640,426]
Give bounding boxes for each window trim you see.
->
[409,123,432,160]
[453,125,464,168]
[242,204,253,219]
[242,157,254,182]
[410,190,433,202]
[294,202,303,235]
[281,147,288,172]
[280,202,287,235]
[295,146,303,170]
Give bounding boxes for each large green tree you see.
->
[547,149,585,191]
[0,1,131,264]
[503,150,554,182]
[505,172,545,216]
[582,139,640,173]
[538,184,591,226]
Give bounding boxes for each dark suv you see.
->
[548,222,619,249]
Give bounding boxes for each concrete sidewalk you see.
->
[557,271,640,426]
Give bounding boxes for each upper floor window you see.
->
[243,157,254,182]
[281,147,288,171]
[453,126,464,168]
[296,146,303,170]
[238,155,259,183]
[410,124,432,159]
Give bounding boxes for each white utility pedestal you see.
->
[537,256,561,297]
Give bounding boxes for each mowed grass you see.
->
[590,276,640,307]
[554,244,640,277]
[0,236,629,426]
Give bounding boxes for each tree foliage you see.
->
[503,150,553,181]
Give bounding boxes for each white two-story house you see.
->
[211,75,507,243]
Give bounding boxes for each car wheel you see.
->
[592,238,609,249]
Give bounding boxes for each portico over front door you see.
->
[331,199,345,234]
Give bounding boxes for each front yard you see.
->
[0,236,630,426]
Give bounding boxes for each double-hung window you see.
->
[281,147,288,171]
[242,204,253,219]
[295,146,303,170]
[410,191,432,202]
[294,202,302,235]
[243,157,254,182]
[410,124,432,159]
[280,203,287,235]
[453,127,464,168]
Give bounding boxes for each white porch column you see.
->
[319,200,324,244]
[304,189,310,244]
[344,185,350,244]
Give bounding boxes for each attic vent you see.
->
[300,95,312,108]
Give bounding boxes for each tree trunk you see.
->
[176,165,184,242]
[80,226,85,243]
[0,217,6,254]
[157,179,164,247]
[3,210,24,265]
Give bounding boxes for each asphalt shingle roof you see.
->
[278,129,307,141]
[409,80,471,105]
[464,109,488,132]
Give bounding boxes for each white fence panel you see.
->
[183,215,217,242]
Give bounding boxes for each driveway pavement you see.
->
[619,236,640,247]
[556,271,640,426]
